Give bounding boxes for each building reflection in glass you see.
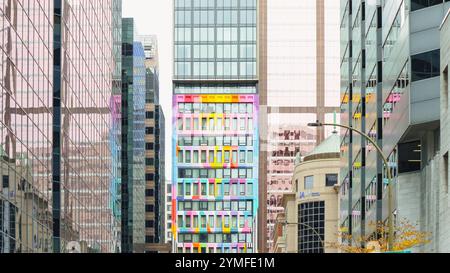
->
[1,0,116,253]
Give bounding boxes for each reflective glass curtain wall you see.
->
[60,0,115,253]
[121,18,146,253]
[1,0,54,253]
[265,0,341,251]
[1,0,116,253]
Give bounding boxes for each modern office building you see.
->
[111,0,123,253]
[137,35,170,253]
[272,133,340,253]
[264,0,341,250]
[440,9,450,253]
[121,18,147,253]
[173,0,262,253]
[1,0,117,253]
[339,0,450,250]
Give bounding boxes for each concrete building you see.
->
[340,0,450,251]
[264,0,341,250]
[172,0,263,253]
[273,133,340,253]
[438,9,450,253]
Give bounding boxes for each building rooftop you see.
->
[295,132,340,164]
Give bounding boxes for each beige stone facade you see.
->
[273,134,340,253]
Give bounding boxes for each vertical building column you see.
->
[258,0,268,254]
[316,0,326,144]
[52,0,62,253]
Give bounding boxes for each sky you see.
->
[123,0,174,180]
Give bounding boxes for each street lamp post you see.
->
[278,220,325,253]
[287,222,325,251]
[307,121,394,251]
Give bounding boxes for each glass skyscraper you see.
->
[173,0,260,253]
[264,0,341,251]
[1,0,117,253]
[121,18,146,253]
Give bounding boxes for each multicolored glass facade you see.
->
[173,0,260,253]
[172,94,259,253]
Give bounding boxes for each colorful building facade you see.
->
[172,0,260,253]
[172,94,259,253]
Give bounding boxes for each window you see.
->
[209,151,215,163]
[298,201,325,253]
[304,176,314,190]
[411,49,440,82]
[445,152,449,194]
[185,150,191,163]
[146,158,154,166]
[444,66,449,111]
[145,205,154,212]
[398,141,421,173]
[185,184,192,196]
[178,183,184,196]
[193,151,199,163]
[224,151,230,163]
[146,127,154,134]
[411,0,446,11]
[145,189,155,197]
[201,183,207,196]
[326,174,338,187]
[145,220,155,228]
[201,151,207,163]
[146,143,154,150]
[247,151,253,163]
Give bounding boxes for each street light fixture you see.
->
[277,220,325,253]
[308,121,394,251]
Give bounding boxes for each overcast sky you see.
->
[123,0,174,180]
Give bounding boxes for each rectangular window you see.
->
[445,152,449,194]
[209,184,215,196]
[304,176,314,190]
[209,151,215,163]
[298,201,325,253]
[193,151,199,163]
[411,49,440,82]
[217,151,223,163]
[232,151,238,164]
[411,0,446,11]
[224,151,230,163]
[398,141,421,173]
[193,183,199,196]
[185,150,191,163]
[247,151,253,164]
[326,174,338,187]
[201,151,207,163]
[185,118,191,130]
[201,183,207,196]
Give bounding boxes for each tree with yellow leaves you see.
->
[328,219,431,253]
